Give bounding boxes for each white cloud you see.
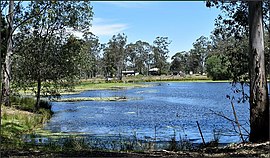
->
[68,17,128,38]
[92,17,110,24]
[92,18,128,36]
[90,23,128,36]
[65,16,129,39]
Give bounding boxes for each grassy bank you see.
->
[1,97,53,151]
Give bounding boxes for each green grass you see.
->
[1,96,53,149]
[74,82,147,90]
[10,96,52,112]
[58,81,149,95]
[1,106,52,144]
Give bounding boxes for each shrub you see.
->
[10,96,52,113]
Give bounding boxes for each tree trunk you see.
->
[3,0,14,106]
[0,9,3,158]
[35,77,41,111]
[248,1,269,142]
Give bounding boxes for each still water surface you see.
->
[44,82,250,144]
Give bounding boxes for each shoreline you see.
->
[18,78,235,97]
[61,79,232,94]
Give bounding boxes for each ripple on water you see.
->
[45,82,250,144]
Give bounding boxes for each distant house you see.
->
[122,70,137,76]
[149,68,159,75]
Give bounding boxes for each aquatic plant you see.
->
[62,136,89,151]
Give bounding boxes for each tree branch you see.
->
[11,2,50,35]
[210,109,250,135]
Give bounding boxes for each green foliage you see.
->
[207,1,268,82]
[78,32,103,79]
[1,105,52,145]
[11,1,93,107]
[170,51,188,74]
[62,136,89,151]
[152,37,171,74]
[190,36,210,74]
[206,55,230,80]
[10,96,52,113]
[170,36,210,75]
[125,40,152,75]
[103,33,127,79]
[10,96,36,111]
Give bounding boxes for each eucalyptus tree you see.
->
[125,40,152,75]
[248,1,269,142]
[13,1,93,109]
[191,36,210,75]
[170,51,188,74]
[207,0,269,142]
[265,32,270,74]
[185,49,200,74]
[1,0,52,106]
[125,43,136,70]
[207,0,269,79]
[3,0,14,107]
[103,33,127,80]
[77,32,103,79]
[152,37,171,74]
[0,3,7,151]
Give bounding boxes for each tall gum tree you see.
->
[3,0,14,106]
[1,1,53,106]
[248,1,269,142]
[152,37,171,75]
[207,0,269,142]
[0,2,9,154]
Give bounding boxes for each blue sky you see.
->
[89,1,221,60]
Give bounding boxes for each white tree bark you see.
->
[3,0,14,106]
[248,1,269,142]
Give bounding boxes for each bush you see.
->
[206,55,231,80]
[10,96,52,113]
[10,96,36,111]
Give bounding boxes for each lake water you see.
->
[44,82,250,145]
